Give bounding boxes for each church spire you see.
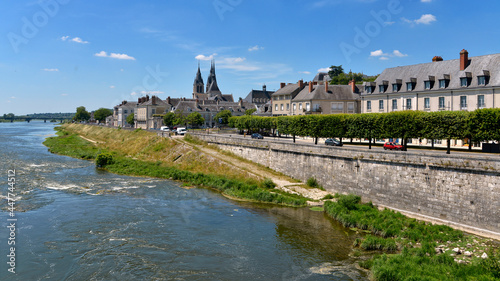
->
[193,60,204,97]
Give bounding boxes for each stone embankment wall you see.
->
[191,133,500,239]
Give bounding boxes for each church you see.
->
[192,60,234,102]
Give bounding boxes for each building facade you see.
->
[271,80,307,116]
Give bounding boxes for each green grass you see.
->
[325,194,500,280]
[44,127,307,207]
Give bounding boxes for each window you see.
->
[286,103,290,111]
[424,98,430,109]
[313,104,320,112]
[460,77,470,87]
[406,82,415,91]
[124,110,128,114]
[478,76,488,86]
[365,86,373,94]
[347,102,354,113]
[379,100,384,111]
[439,79,448,89]
[424,81,433,90]
[439,97,445,110]
[392,84,401,92]
[478,95,485,108]
[392,99,398,111]
[293,103,296,111]
[152,109,156,114]
[281,104,284,111]
[406,99,412,110]
[460,96,467,109]
[299,103,303,110]
[331,102,344,112]
[367,101,372,111]
[306,103,310,111]
[275,104,278,111]
[379,85,387,93]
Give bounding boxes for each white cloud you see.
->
[298,71,311,75]
[370,49,386,57]
[402,14,437,25]
[10,96,15,99]
[61,36,89,44]
[42,68,59,72]
[421,0,432,2]
[95,51,136,60]
[131,90,164,96]
[317,67,330,73]
[195,53,217,61]
[248,45,264,52]
[370,49,408,60]
[71,37,89,44]
[110,85,115,89]
[218,57,259,71]
[393,50,408,57]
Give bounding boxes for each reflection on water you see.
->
[0,122,367,280]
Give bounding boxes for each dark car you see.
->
[383,142,404,150]
[325,138,343,146]
[251,133,263,139]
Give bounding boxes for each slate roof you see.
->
[313,72,331,83]
[368,53,500,95]
[244,88,274,104]
[272,83,303,97]
[293,84,360,102]
[173,100,255,114]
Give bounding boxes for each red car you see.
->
[383,142,404,150]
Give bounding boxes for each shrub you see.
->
[323,194,334,200]
[260,178,276,189]
[95,153,114,167]
[306,177,319,188]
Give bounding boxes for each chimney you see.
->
[298,80,304,88]
[325,81,329,92]
[167,96,171,105]
[146,95,150,101]
[460,49,469,71]
[195,99,199,108]
[152,96,156,105]
[263,85,267,92]
[348,80,356,93]
[309,82,314,93]
[280,82,286,89]
[432,56,443,62]
[238,97,243,107]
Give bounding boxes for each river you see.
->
[0,122,368,280]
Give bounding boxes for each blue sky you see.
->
[2,0,500,115]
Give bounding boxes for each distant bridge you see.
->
[1,115,74,123]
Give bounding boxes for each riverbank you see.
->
[44,124,500,280]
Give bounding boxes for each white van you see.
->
[176,127,187,135]
[160,126,170,132]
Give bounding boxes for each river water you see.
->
[0,122,368,280]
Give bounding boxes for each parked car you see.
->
[384,142,404,150]
[176,127,187,135]
[251,133,263,139]
[325,138,343,146]
[160,126,170,132]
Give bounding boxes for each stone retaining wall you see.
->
[191,133,500,239]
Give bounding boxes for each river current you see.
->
[0,122,368,280]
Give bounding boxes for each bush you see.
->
[95,153,114,167]
[260,178,276,189]
[306,177,319,188]
[323,194,334,200]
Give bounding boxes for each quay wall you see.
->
[191,133,500,238]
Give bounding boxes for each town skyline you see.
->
[3,0,500,115]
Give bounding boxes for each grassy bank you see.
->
[325,194,500,280]
[43,125,306,207]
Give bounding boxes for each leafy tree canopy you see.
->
[186,112,205,127]
[245,108,257,115]
[327,65,379,85]
[126,113,135,126]
[94,108,113,122]
[73,106,90,122]
[163,112,175,127]
[215,110,232,125]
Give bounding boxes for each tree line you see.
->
[228,109,500,154]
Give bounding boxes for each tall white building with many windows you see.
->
[361,49,500,114]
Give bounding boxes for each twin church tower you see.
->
[193,60,233,102]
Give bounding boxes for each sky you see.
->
[2,0,500,115]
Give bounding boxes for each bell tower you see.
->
[193,61,204,98]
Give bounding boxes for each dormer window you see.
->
[460,77,471,87]
[478,76,489,86]
[439,79,449,89]
[406,82,415,91]
[379,85,387,93]
[365,86,374,93]
[424,81,434,90]
[392,83,401,92]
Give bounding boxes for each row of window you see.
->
[272,95,292,101]
[275,102,356,113]
[368,76,490,94]
[366,95,486,111]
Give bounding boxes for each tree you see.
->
[215,110,232,125]
[163,112,175,127]
[173,110,186,126]
[328,65,344,78]
[93,108,113,122]
[126,113,135,126]
[186,112,205,127]
[73,106,90,122]
[245,108,257,115]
